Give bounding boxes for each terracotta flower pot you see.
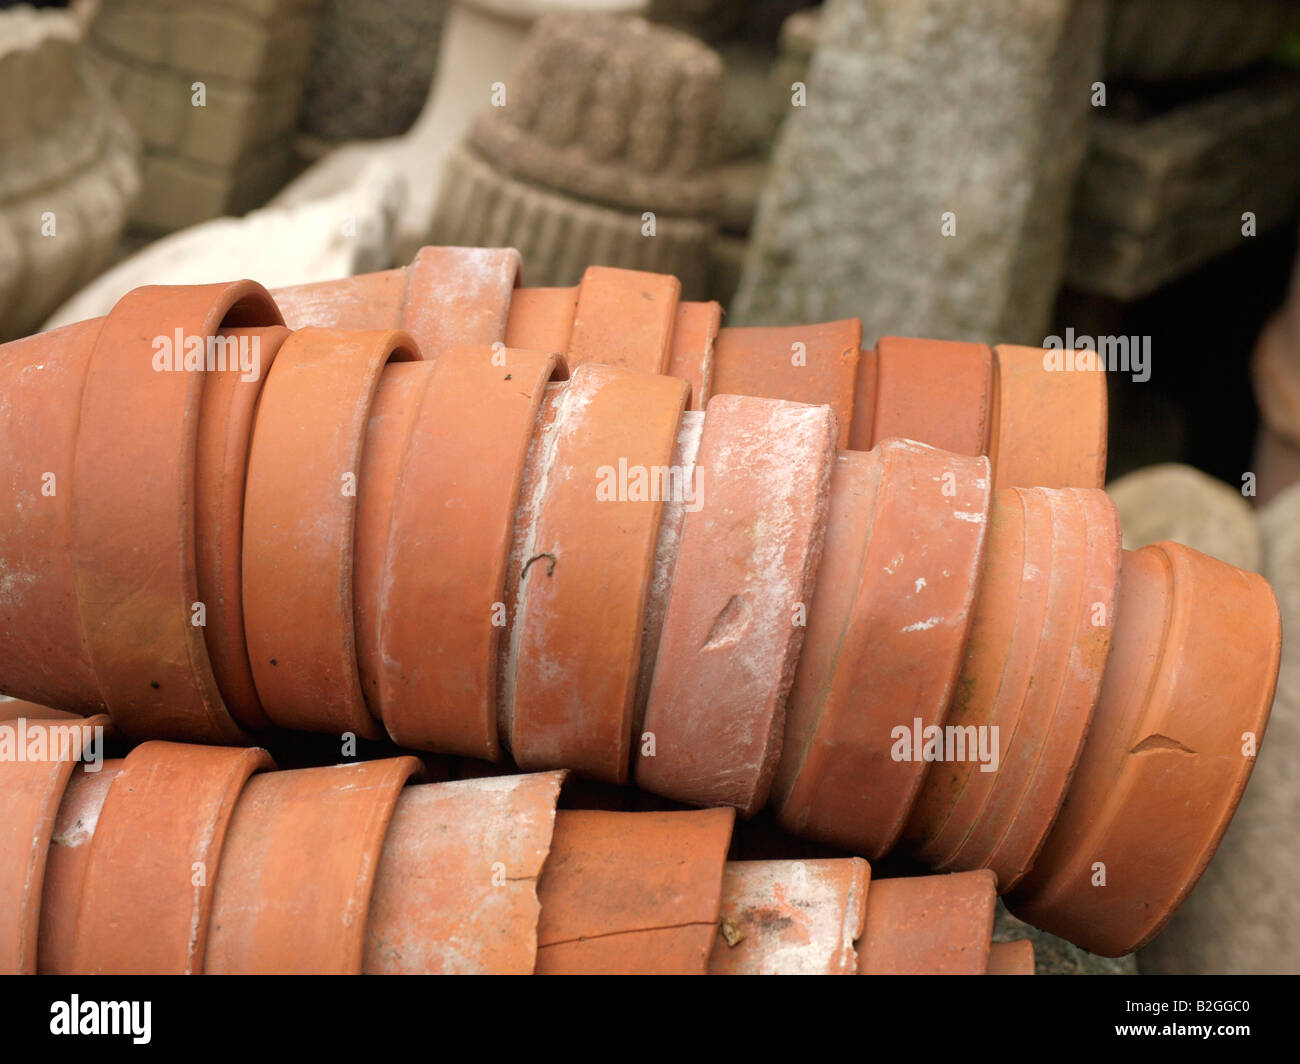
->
[711,320,861,450]
[857,870,997,975]
[374,345,561,758]
[204,757,420,974]
[637,395,838,815]
[988,344,1107,490]
[0,319,108,715]
[772,440,990,857]
[665,300,721,412]
[1007,542,1281,956]
[534,807,734,975]
[0,715,108,974]
[566,266,681,376]
[364,771,565,975]
[194,325,291,731]
[504,364,689,782]
[72,281,282,743]
[69,741,273,974]
[987,938,1035,975]
[708,858,869,975]
[242,328,419,738]
[852,336,994,456]
[504,285,579,355]
[905,487,1122,890]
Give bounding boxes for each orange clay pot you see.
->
[69,741,273,974]
[566,266,680,375]
[637,395,838,815]
[906,487,1121,890]
[375,345,561,758]
[0,319,107,714]
[242,328,419,738]
[772,440,990,857]
[204,757,420,974]
[987,938,1035,975]
[708,858,869,975]
[534,807,734,975]
[504,286,578,355]
[852,336,994,456]
[665,300,720,411]
[988,344,1107,489]
[0,715,109,973]
[364,771,565,974]
[711,320,861,450]
[1008,542,1281,956]
[72,282,281,743]
[194,325,291,731]
[504,364,688,782]
[857,870,997,975]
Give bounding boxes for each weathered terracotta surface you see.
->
[857,870,997,975]
[708,858,869,975]
[0,319,107,714]
[638,395,838,815]
[273,268,408,333]
[377,345,560,757]
[907,488,1121,890]
[712,321,861,450]
[989,344,1107,489]
[243,328,419,738]
[1009,543,1281,956]
[70,741,272,974]
[774,441,990,856]
[987,938,1036,975]
[0,700,85,721]
[665,300,721,411]
[364,771,565,975]
[205,757,419,974]
[566,266,680,375]
[39,758,124,975]
[194,325,291,731]
[0,716,108,973]
[504,286,578,355]
[399,246,521,358]
[535,808,734,974]
[855,337,994,456]
[508,364,689,782]
[73,282,281,742]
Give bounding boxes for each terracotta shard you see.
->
[72,282,281,742]
[857,870,997,975]
[243,328,419,738]
[708,858,870,975]
[70,741,273,974]
[508,364,689,782]
[376,345,560,758]
[566,266,680,375]
[399,245,521,358]
[1008,543,1281,956]
[666,300,721,411]
[535,808,735,975]
[773,440,990,857]
[505,286,578,355]
[987,938,1035,975]
[638,395,838,815]
[364,771,565,975]
[205,757,420,974]
[712,321,861,450]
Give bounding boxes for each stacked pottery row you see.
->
[0,721,1032,976]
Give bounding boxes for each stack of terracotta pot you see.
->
[0,248,1280,962]
[0,723,1033,975]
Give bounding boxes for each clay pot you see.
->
[0,715,109,973]
[205,757,420,974]
[364,771,565,975]
[905,487,1122,890]
[665,301,720,412]
[504,364,689,782]
[711,320,861,450]
[534,807,734,974]
[242,328,420,738]
[988,344,1107,490]
[69,741,272,974]
[637,395,838,815]
[375,345,561,758]
[857,870,997,975]
[72,281,282,743]
[708,858,869,975]
[0,319,107,714]
[504,286,578,355]
[566,265,681,376]
[0,700,84,721]
[39,757,124,975]
[194,325,291,731]
[987,938,1035,975]
[852,336,994,456]
[1008,542,1281,956]
[772,440,991,857]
